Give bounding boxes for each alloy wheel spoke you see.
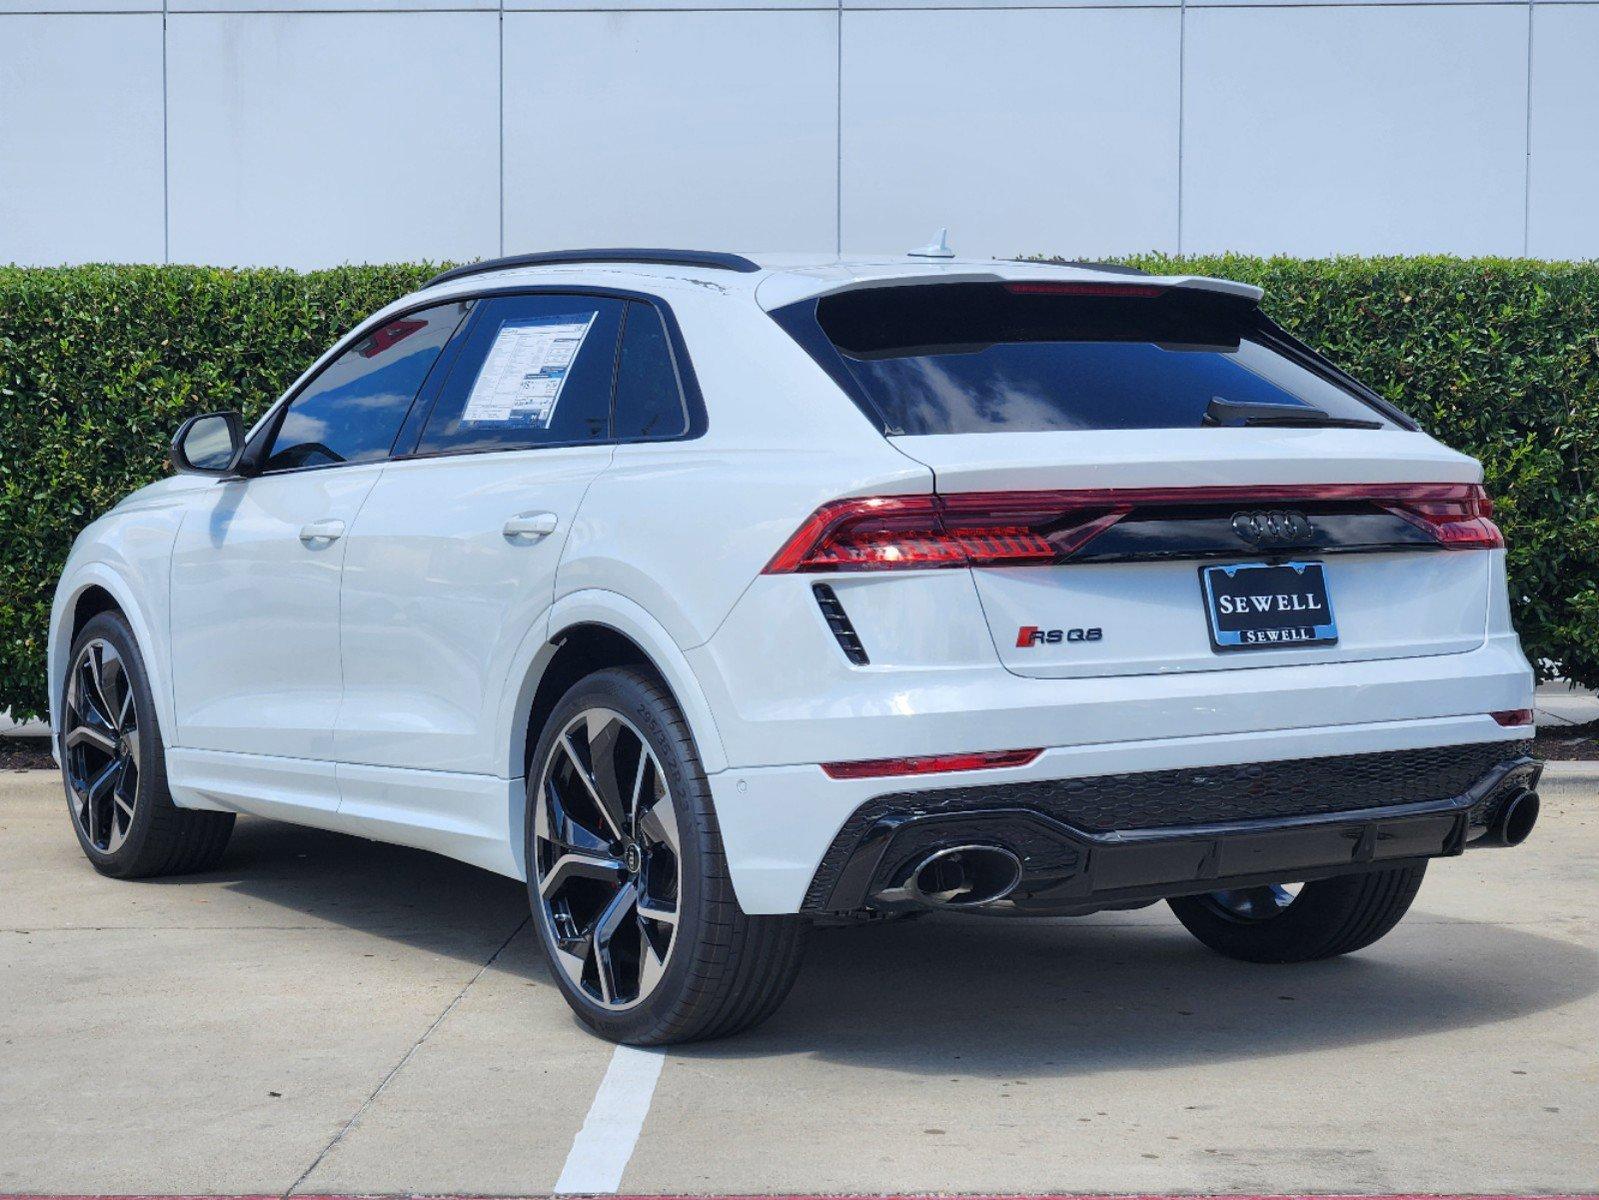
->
[560,734,626,841]
[553,931,593,992]
[87,644,119,731]
[107,786,136,852]
[637,913,669,997]
[627,748,651,828]
[543,776,612,854]
[83,758,120,847]
[638,789,681,857]
[636,894,679,926]
[85,756,121,804]
[539,851,627,899]
[75,656,111,731]
[590,882,639,1006]
[65,722,117,755]
[585,714,634,836]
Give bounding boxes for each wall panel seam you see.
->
[1521,0,1533,255]
[162,0,169,262]
[1176,0,1185,253]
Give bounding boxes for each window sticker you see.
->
[460,311,598,427]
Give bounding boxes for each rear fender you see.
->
[494,590,730,878]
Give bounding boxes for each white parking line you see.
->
[553,1044,666,1194]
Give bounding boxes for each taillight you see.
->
[821,748,1043,780]
[764,483,1504,573]
[1379,483,1503,550]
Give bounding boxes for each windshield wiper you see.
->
[1204,396,1384,430]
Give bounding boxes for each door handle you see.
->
[298,518,346,544]
[504,511,559,540]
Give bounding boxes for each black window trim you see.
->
[238,284,707,478]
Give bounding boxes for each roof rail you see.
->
[423,248,762,289]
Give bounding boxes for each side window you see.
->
[416,294,624,456]
[614,302,689,441]
[264,301,470,472]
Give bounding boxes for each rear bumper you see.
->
[802,742,1540,916]
[707,717,1537,913]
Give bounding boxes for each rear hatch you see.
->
[773,278,1499,679]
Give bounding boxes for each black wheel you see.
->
[1168,864,1427,963]
[526,667,808,1044]
[61,612,234,879]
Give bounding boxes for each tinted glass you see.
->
[265,302,469,471]
[418,294,623,455]
[614,302,688,440]
[811,284,1393,436]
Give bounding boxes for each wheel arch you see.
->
[497,591,729,879]
[50,566,174,750]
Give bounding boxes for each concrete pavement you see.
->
[1537,682,1599,728]
[2,766,1596,1195]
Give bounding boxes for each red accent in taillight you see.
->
[1003,281,1167,298]
[1490,709,1534,727]
[820,748,1043,780]
[764,483,1504,574]
[1377,484,1503,550]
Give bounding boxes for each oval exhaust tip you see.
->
[909,844,1023,908]
[1500,790,1540,847]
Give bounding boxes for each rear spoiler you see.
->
[755,267,1264,312]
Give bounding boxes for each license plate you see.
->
[1201,561,1338,651]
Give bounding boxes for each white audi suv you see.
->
[49,247,1541,1043]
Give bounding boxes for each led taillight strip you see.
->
[764,483,1502,574]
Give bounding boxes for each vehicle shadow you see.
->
[205,815,1598,1080]
[710,908,1599,1078]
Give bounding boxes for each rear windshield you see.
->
[795,283,1396,436]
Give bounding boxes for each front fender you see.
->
[50,562,175,753]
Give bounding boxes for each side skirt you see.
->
[166,747,522,880]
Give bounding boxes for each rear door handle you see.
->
[504,511,559,540]
[298,518,345,544]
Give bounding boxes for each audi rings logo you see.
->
[1230,509,1315,547]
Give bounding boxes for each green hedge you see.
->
[3,256,1597,720]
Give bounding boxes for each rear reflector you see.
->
[764,483,1503,573]
[821,748,1042,780]
[1490,709,1534,727]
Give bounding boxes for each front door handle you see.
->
[504,511,559,540]
[299,518,345,545]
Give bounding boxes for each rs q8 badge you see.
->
[1016,626,1103,647]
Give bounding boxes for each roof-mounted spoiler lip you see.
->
[755,267,1265,311]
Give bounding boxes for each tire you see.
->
[1167,864,1427,964]
[60,611,235,879]
[525,666,808,1044]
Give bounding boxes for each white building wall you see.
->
[1,0,1595,267]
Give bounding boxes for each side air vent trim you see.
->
[812,584,869,665]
